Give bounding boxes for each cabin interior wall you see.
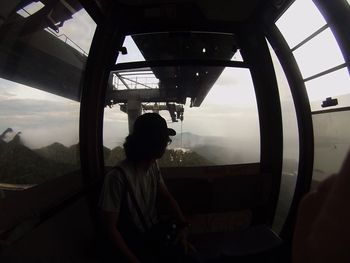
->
[160,163,267,232]
[0,196,96,262]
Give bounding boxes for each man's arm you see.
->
[100,211,140,263]
[157,183,196,253]
[157,183,187,223]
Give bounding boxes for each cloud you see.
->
[0,91,16,100]
[202,67,257,107]
[0,97,79,148]
[56,9,96,54]
[103,107,129,148]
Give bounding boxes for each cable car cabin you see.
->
[0,0,349,262]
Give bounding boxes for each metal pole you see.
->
[127,98,142,133]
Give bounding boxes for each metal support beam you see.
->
[239,22,283,226]
[264,24,314,241]
[80,13,125,184]
[127,98,142,133]
[105,88,184,105]
[111,59,248,71]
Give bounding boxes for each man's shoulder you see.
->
[105,162,128,183]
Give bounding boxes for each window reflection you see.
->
[0,1,96,196]
[0,79,80,187]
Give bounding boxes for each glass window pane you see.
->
[116,36,146,64]
[45,11,96,55]
[267,42,299,233]
[231,49,244,62]
[103,66,260,167]
[16,2,45,17]
[167,68,260,167]
[0,1,96,193]
[293,28,345,79]
[103,107,128,167]
[306,68,350,111]
[276,0,326,49]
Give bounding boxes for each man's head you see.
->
[133,112,176,138]
[124,113,176,161]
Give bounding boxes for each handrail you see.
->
[20,7,88,56]
[46,28,88,56]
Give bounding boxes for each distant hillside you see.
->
[170,132,252,165]
[35,142,77,165]
[103,146,211,167]
[35,143,112,165]
[105,146,125,166]
[193,144,244,165]
[0,139,5,153]
[0,139,76,184]
[0,129,253,185]
[171,132,226,149]
[158,148,212,167]
[108,132,259,165]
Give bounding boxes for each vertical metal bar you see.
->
[238,22,283,226]
[80,11,124,184]
[264,24,314,241]
[79,4,127,227]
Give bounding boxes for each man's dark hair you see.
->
[123,133,168,161]
[123,113,175,161]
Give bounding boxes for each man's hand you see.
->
[100,211,141,263]
[175,226,196,254]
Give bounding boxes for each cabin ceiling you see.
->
[0,0,294,107]
[107,32,240,107]
[98,0,293,107]
[106,0,262,22]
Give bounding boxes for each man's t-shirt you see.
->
[99,159,165,232]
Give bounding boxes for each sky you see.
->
[0,0,349,159]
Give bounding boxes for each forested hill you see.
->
[158,148,212,167]
[0,138,76,184]
[104,147,211,167]
[35,143,212,167]
[35,143,111,165]
[0,130,214,185]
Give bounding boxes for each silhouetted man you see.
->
[99,113,193,263]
